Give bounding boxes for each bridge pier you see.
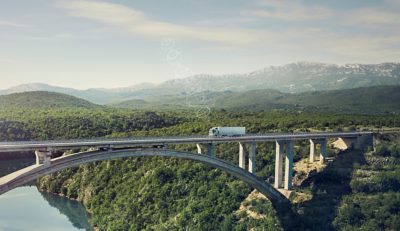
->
[196,144,202,154]
[284,141,294,190]
[309,139,327,163]
[35,150,52,166]
[310,139,316,162]
[196,143,214,156]
[320,141,327,164]
[275,141,284,188]
[275,141,294,190]
[206,143,213,156]
[238,142,256,173]
[248,142,256,173]
[239,142,246,169]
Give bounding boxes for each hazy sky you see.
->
[1,0,399,89]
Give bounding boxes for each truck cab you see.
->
[209,127,219,136]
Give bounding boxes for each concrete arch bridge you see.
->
[0,131,373,204]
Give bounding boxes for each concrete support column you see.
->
[35,150,52,166]
[274,141,283,188]
[310,139,316,162]
[196,144,202,154]
[248,142,256,173]
[320,140,327,164]
[284,141,294,190]
[239,142,246,169]
[206,143,213,157]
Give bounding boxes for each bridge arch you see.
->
[0,148,287,203]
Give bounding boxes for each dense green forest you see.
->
[1,106,400,230]
[333,134,400,230]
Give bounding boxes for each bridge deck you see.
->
[0,131,371,153]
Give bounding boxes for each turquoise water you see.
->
[0,159,93,231]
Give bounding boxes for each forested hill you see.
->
[0,91,100,109]
[214,85,400,113]
[112,85,400,114]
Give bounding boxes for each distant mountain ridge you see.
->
[1,62,399,104]
[112,85,400,114]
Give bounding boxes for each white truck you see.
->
[208,127,246,137]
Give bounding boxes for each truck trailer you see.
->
[208,127,246,137]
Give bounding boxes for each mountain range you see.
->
[111,86,400,114]
[1,62,399,105]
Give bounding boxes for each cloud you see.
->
[386,0,400,6]
[280,27,400,63]
[55,0,268,45]
[0,58,12,64]
[245,0,333,21]
[0,21,30,28]
[54,0,400,63]
[249,0,400,29]
[341,8,400,27]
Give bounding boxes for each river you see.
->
[0,158,93,231]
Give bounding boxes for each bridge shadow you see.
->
[291,149,366,231]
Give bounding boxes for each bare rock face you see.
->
[332,138,351,150]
